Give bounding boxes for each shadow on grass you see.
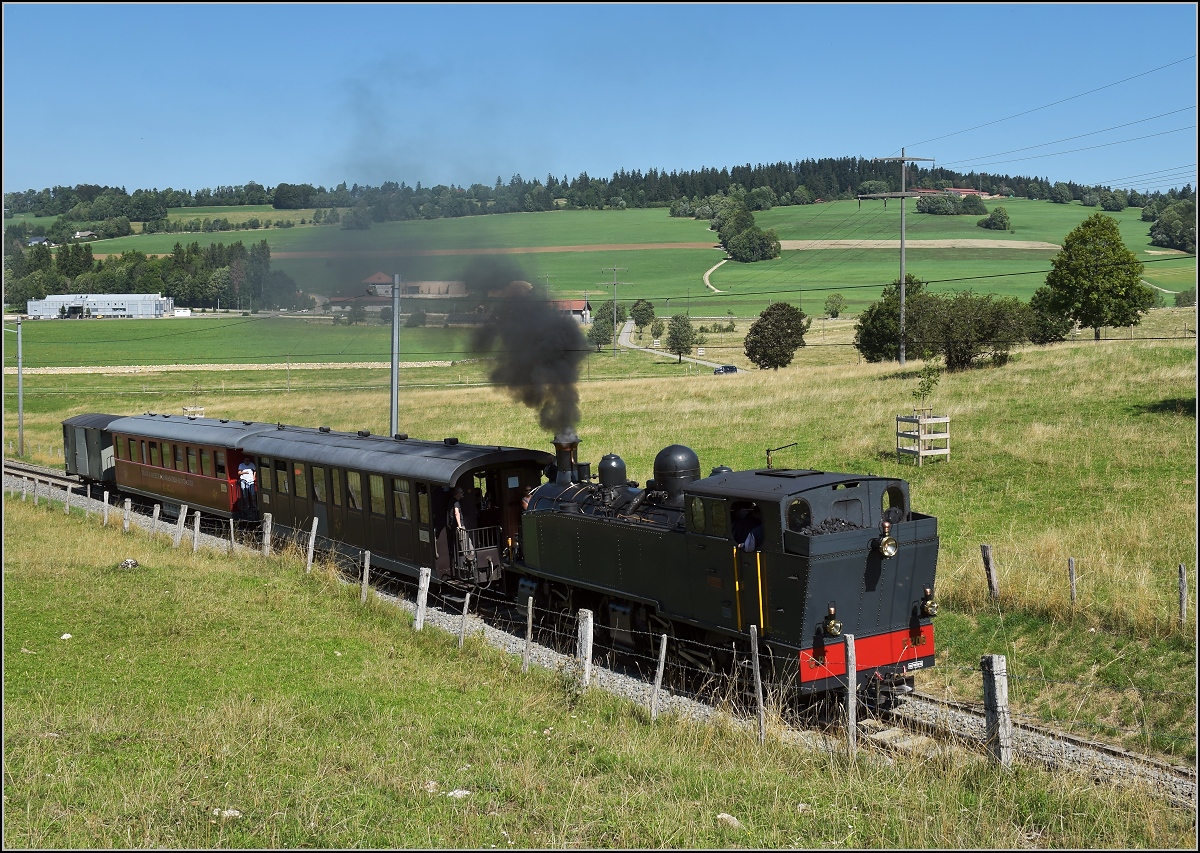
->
[1131,396,1196,418]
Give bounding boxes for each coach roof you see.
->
[105,413,553,486]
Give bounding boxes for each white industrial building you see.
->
[26,293,175,319]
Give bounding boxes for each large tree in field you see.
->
[630,298,655,334]
[744,302,811,369]
[665,313,697,363]
[1044,213,1153,340]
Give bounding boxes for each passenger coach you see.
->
[63,413,552,583]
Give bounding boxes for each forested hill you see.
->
[2,156,1170,223]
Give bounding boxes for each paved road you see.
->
[617,319,726,370]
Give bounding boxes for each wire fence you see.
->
[7,474,1196,760]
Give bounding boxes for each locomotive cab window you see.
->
[275,459,289,495]
[687,496,705,533]
[710,500,727,537]
[788,499,812,531]
[882,485,906,524]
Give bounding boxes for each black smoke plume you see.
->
[463,257,588,434]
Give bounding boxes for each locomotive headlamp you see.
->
[823,604,843,638]
[921,586,939,617]
[874,522,899,558]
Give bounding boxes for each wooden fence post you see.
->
[522,595,533,673]
[577,609,594,687]
[192,510,201,551]
[845,633,857,759]
[261,513,272,556]
[1068,557,1076,605]
[152,504,161,535]
[981,654,1013,769]
[102,491,109,525]
[33,479,39,506]
[750,624,765,745]
[360,551,371,604]
[173,505,188,547]
[305,517,319,573]
[64,485,70,515]
[123,498,131,533]
[22,477,28,501]
[981,544,1000,600]
[415,567,431,631]
[228,518,236,554]
[458,591,472,649]
[651,633,668,722]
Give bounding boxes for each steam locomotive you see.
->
[63,412,939,705]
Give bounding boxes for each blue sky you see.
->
[2,3,1196,196]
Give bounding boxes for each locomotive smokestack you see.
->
[552,428,580,485]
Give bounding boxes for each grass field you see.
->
[20,198,1193,312]
[5,500,1193,848]
[4,308,1196,761]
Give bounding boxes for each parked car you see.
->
[713,365,738,374]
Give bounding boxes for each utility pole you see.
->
[601,267,626,356]
[390,274,401,437]
[859,147,934,366]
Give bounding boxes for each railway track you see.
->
[6,459,1194,808]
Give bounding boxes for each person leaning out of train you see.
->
[237,458,258,510]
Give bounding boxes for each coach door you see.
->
[310,465,329,538]
[343,470,367,548]
[389,477,415,562]
[413,482,435,569]
[366,473,389,557]
[270,458,293,525]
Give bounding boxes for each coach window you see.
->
[293,463,307,499]
[312,466,326,503]
[275,459,290,495]
[392,478,411,520]
[256,457,272,491]
[140,441,148,464]
[161,442,173,470]
[187,447,198,475]
[215,451,226,478]
[416,483,430,525]
[175,445,185,471]
[369,474,385,516]
[114,437,123,461]
[346,471,363,510]
[201,449,214,478]
[149,442,160,467]
[330,467,342,506]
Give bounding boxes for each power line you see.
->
[902,55,1197,149]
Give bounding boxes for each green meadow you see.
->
[28,197,1191,311]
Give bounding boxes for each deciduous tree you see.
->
[1044,213,1154,340]
[743,302,811,370]
[665,314,697,363]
